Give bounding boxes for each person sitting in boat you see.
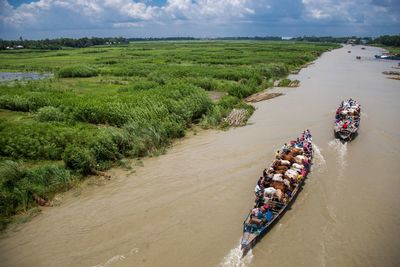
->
[306,132,312,141]
[255,177,264,193]
[282,143,290,154]
[275,150,280,159]
[255,183,262,195]
[295,139,303,148]
[262,168,268,179]
[343,122,348,129]
[262,204,274,222]
[304,158,310,171]
[249,207,264,225]
[254,191,265,208]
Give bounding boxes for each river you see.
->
[0,45,399,267]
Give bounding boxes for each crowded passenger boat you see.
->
[240,131,313,255]
[334,99,361,141]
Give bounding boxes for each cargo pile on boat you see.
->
[240,131,313,254]
[334,99,361,140]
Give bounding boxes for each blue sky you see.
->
[1,0,399,40]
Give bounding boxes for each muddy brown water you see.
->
[1,45,399,267]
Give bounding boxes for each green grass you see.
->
[387,46,400,54]
[0,41,339,229]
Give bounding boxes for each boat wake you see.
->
[312,144,327,173]
[92,254,126,267]
[328,139,347,175]
[92,247,139,267]
[220,241,253,267]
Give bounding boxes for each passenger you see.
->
[249,214,262,225]
[304,158,310,171]
[297,174,302,182]
[254,183,262,194]
[282,143,290,154]
[251,207,265,221]
[259,204,273,223]
[254,191,265,208]
[275,150,280,159]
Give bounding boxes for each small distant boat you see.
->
[334,99,361,141]
[356,56,361,60]
[240,132,313,256]
[375,54,400,60]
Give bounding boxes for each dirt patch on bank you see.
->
[207,91,228,102]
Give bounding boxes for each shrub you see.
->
[62,145,95,174]
[21,165,72,197]
[0,93,53,112]
[37,106,66,122]
[57,65,98,78]
[127,80,159,91]
[89,130,121,162]
[228,84,255,98]
[0,122,76,160]
[0,161,72,230]
[189,77,219,91]
[278,78,291,87]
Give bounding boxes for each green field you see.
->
[0,41,339,229]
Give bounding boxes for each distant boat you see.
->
[334,99,361,141]
[375,54,400,60]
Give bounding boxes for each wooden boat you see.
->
[375,54,400,60]
[240,133,313,256]
[334,99,361,141]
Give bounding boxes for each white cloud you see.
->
[113,22,144,28]
[0,0,261,31]
[301,0,400,25]
[163,0,255,21]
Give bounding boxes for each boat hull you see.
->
[334,128,358,141]
[240,180,306,256]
